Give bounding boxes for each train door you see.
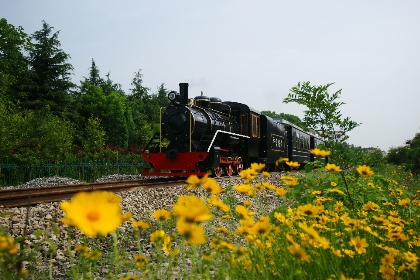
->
[240,113,248,136]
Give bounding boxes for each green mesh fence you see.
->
[0,161,148,187]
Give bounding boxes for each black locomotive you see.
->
[142,83,325,177]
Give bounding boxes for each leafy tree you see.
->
[261,110,309,131]
[77,81,130,148]
[283,82,360,143]
[387,132,420,174]
[80,117,107,159]
[25,21,75,115]
[0,103,74,164]
[130,69,149,100]
[126,70,151,145]
[0,18,31,107]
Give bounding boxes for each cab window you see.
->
[240,113,248,135]
[251,114,260,138]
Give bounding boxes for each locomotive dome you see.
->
[194,95,210,107]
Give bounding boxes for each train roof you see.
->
[273,118,324,140]
[223,101,261,115]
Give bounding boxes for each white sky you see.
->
[3,0,420,152]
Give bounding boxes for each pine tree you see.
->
[26,21,75,115]
[0,18,31,107]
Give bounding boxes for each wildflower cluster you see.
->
[1,147,419,279]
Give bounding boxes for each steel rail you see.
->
[0,178,186,208]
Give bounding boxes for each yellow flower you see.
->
[74,245,89,253]
[356,165,374,176]
[134,255,148,268]
[382,254,395,266]
[163,235,172,254]
[150,230,166,244]
[328,188,345,195]
[0,235,18,255]
[121,212,132,223]
[274,212,286,223]
[276,157,289,166]
[172,195,213,223]
[132,220,150,230]
[202,178,223,195]
[245,234,255,243]
[250,221,272,236]
[286,161,300,169]
[398,198,410,206]
[235,205,255,220]
[234,184,253,194]
[379,264,395,279]
[331,181,337,187]
[152,209,171,221]
[262,181,276,190]
[288,242,310,262]
[176,219,207,245]
[239,168,257,182]
[299,223,321,241]
[281,175,299,187]
[275,187,287,196]
[297,204,321,217]
[362,201,381,212]
[325,163,342,172]
[310,148,331,157]
[185,175,202,189]
[262,171,270,177]
[60,191,123,237]
[349,236,368,254]
[170,248,180,257]
[312,190,321,195]
[343,249,356,258]
[250,162,265,172]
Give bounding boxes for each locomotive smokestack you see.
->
[179,83,189,105]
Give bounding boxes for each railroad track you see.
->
[0,178,186,208]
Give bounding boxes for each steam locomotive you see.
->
[141,83,325,177]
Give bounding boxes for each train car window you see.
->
[251,114,260,138]
[240,114,248,135]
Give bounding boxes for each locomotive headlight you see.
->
[168,91,178,102]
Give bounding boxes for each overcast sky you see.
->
[3,1,420,152]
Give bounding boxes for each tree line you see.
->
[0,18,169,164]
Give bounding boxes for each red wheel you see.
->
[213,166,222,177]
[224,165,233,177]
[234,157,243,174]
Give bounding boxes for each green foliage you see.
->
[0,18,31,107]
[0,104,74,164]
[328,142,386,169]
[261,110,309,131]
[387,132,420,174]
[81,117,107,159]
[77,81,130,148]
[25,21,75,115]
[283,81,360,143]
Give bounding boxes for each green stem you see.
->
[136,230,142,254]
[49,252,53,280]
[112,232,120,275]
[340,172,354,208]
[67,227,76,279]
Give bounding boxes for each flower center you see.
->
[87,211,100,221]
